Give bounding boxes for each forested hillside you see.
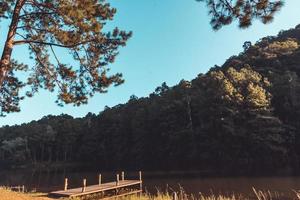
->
[2,25,300,174]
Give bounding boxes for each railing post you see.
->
[139,171,142,194]
[116,174,120,186]
[121,171,124,181]
[98,174,102,185]
[139,171,142,181]
[22,185,25,193]
[82,179,86,192]
[64,178,68,191]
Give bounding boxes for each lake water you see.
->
[1,170,300,198]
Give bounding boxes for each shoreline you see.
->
[1,187,299,200]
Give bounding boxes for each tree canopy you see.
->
[0,0,132,116]
[198,0,284,30]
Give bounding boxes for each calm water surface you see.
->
[1,170,300,198]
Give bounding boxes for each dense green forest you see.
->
[1,25,300,174]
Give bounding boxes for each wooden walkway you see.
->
[49,172,143,198]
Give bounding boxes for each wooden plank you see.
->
[50,180,142,197]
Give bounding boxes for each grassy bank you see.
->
[1,187,300,200]
[0,188,53,200]
[0,188,240,200]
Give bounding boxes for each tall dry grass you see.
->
[293,190,300,200]
[0,187,53,200]
[1,186,300,200]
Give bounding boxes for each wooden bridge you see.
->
[49,171,143,199]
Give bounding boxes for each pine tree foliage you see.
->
[204,66,271,109]
[0,0,132,116]
[198,0,284,30]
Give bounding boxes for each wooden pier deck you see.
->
[49,172,143,198]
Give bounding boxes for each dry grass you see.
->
[118,189,244,200]
[0,188,242,200]
[1,187,300,200]
[0,187,54,200]
[118,193,244,200]
[252,187,284,200]
[294,190,300,200]
[197,194,244,200]
[120,194,171,200]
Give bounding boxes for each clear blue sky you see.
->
[1,0,300,126]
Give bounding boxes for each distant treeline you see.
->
[2,25,300,174]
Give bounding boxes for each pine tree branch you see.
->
[16,32,63,92]
[19,11,55,18]
[13,39,96,48]
[28,42,64,93]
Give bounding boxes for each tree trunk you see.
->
[41,143,44,161]
[1,150,4,160]
[64,149,67,162]
[186,96,194,131]
[0,0,25,86]
[32,149,37,163]
[48,147,52,162]
[25,137,32,162]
